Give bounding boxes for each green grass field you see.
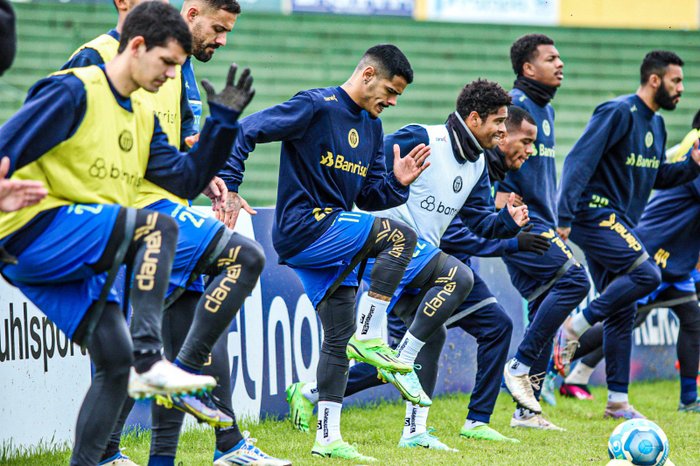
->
[3,380,698,465]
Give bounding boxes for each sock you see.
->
[570,312,592,337]
[395,331,425,366]
[608,390,628,404]
[565,362,595,385]
[316,401,342,446]
[403,402,429,437]
[133,351,162,374]
[680,376,698,405]
[513,407,536,420]
[462,419,486,430]
[174,357,201,374]
[508,358,531,377]
[355,296,389,341]
[302,382,319,405]
[148,455,175,466]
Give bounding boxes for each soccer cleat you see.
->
[98,451,139,465]
[540,372,557,406]
[459,425,519,443]
[213,431,291,465]
[552,321,580,376]
[679,399,700,412]
[502,364,542,414]
[285,382,315,432]
[346,336,412,374]
[155,391,233,428]
[399,428,458,451]
[128,359,217,399]
[604,402,646,420]
[510,413,566,431]
[378,368,431,407]
[311,439,376,462]
[559,383,594,400]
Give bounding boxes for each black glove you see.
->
[201,63,255,113]
[517,224,551,255]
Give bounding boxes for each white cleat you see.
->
[213,431,292,465]
[128,359,216,399]
[503,364,542,414]
[510,412,565,431]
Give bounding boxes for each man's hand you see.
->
[690,138,700,165]
[202,176,227,211]
[506,192,529,227]
[201,63,255,113]
[496,191,522,210]
[517,224,550,255]
[217,191,257,229]
[393,143,431,186]
[184,133,200,148]
[0,157,47,212]
[557,226,571,242]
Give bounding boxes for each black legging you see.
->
[315,217,417,404]
[574,284,700,381]
[71,303,133,466]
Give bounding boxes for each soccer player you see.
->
[559,116,700,413]
[556,50,700,419]
[0,3,249,464]
[0,0,15,75]
[286,104,546,446]
[498,34,592,423]
[219,44,430,461]
[64,2,290,465]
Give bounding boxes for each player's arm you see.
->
[557,101,632,236]
[145,64,254,199]
[457,167,523,240]
[179,75,197,149]
[654,137,700,189]
[440,217,519,257]
[218,92,315,193]
[0,75,86,175]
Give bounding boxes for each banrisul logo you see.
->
[89,158,143,187]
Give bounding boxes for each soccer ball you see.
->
[607,419,669,465]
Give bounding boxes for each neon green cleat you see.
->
[378,368,431,407]
[311,440,376,462]
[399,428,458,451]
[346,336,412,374]
[285,382,315,432]
[460,424,520,442]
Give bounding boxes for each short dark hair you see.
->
[456,79,512,121]
[505,106,536,133]
[118,2,192,55]
[359,44,413,84]
[510,34,554,76]
[640,50,684,84]
[200,0,241,14]
[691,109,700,130]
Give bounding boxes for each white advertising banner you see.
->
[426,0,559,25]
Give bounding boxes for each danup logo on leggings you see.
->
[134,213,161,291]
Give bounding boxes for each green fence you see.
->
[3,2,700,205]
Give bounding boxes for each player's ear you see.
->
[129,36,146,56]
[362,66,376,85]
